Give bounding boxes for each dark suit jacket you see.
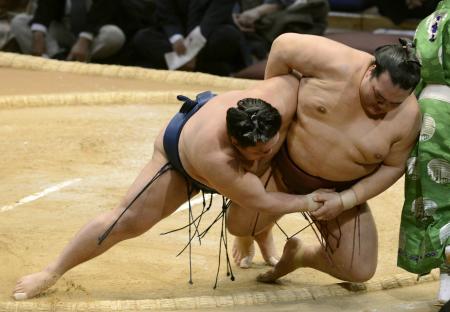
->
[30,0,122,35]
[376,0,440,24]
[154,0,235,39]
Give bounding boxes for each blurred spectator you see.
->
[10,0,126,62]
[0,0,33,52]
[325,31,413,54]
[375,0,441,24]
[91,0,156,65]
[233,31,414,79]
[233,0,329,61]
[128,0,246,76]
[328,0,374,11]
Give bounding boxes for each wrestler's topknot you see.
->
[372,38,421,91]
[226,98,281,147]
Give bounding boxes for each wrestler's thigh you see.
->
[318,204,378,270]
[116,151,196,228]
[227,203,283,236]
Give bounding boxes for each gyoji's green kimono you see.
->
[397,0,450,274]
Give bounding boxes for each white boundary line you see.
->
[1,179,212,214]
[0,178,81,213]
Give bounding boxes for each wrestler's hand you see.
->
[310,191,344,221]
[303,188,334,212]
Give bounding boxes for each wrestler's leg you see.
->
[13,150,196,300]
[259,203,378,283]
[229,228,279,268]
[227,171,282,268]
[255,228,280,266]
[228,209,281,268]
[231,232,255,269]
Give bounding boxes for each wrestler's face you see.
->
[360,66,412,118]
[233,133,280,161]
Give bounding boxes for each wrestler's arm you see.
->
[350,107,421,203]
[312,101,421,220]
[204,158,316,214]
[264,33,351,80]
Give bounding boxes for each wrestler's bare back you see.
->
[153,74,300,187]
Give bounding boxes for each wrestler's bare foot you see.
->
[13,270,60,300]
[257,237,303,283]
[232,236,255,268]
[255,230,279,266]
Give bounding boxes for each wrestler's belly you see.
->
[286,130,379,182]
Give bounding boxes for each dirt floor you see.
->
[0,54,442,311]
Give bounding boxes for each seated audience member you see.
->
[328,0,374,11]
[233,0,329,61]
[11,0,125,62]
[233,33,409,80]
[0,0,33,52]
[128,0,246,76]
[88,0,156,65]
[375,0,440,24]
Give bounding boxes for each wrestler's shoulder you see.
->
[252,74,299,91]
[194,147,242,182]
[403,95,421,115]
[275,33,360,57]
[208,90,247,106]
[396,96,421,131]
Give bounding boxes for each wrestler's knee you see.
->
[107,208,156,238]
[226,205,255,237]
[226,215,258,237]
[227,221,251,237]
[342,262,376,283]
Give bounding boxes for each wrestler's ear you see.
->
[365,64,376,79]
